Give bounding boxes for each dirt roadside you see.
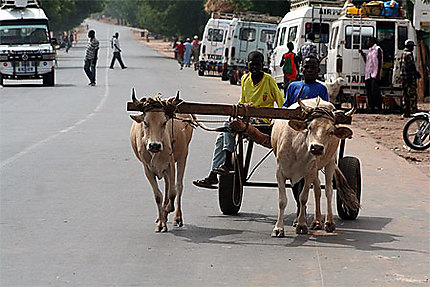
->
[133,33,430,177]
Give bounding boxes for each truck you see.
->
[325,8,417,107]
[270,0,343,85]
[223,13,280,85]
[198,12,233,78]
[0,0,55,86]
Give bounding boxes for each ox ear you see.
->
[130,114,145,123]
[334,126,353,139]
[288,120,307,131]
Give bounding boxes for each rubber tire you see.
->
[402,116,430,151]
[218,160,243,215]
[43,71,55,86]
[336,156,361,220]
[229,76,237,85]
[198,70,204,76]
[0,73,3,86]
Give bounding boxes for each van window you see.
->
[345,26,374,49]
[330,26,339,49]
[239,28,256,42]
[287,26,298,43]
[279,27,287,46]
[261,30,275,43]
[274,28,280,48]
[398,26,408,50]
[207,28,224,42]
[305,23,329,43]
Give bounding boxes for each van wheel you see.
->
[43,71,55,86]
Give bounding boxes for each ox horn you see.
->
[131,88,139,104]
[345,96,357,117]
[297,97,312,114]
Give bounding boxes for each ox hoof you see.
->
[271,228,285,238]
[155,225,168,233]
[310,220,323,230]
[324,222,335,233]
[296,224,308,234]
[292,218,298,227]
[174,219,183,227]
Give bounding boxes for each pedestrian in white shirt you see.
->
[109,32,127,69]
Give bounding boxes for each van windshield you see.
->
[0,24,49,45]
[305,23,329,43]
[207,28,224,42]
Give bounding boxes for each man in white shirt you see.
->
[109,32,127,69]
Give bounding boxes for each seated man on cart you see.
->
[283,55,329,108]
[193,51,285,189]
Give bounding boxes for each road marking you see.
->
[0,30,111,169]
[314,240,325,287]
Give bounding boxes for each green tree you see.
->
[39,0,105,32]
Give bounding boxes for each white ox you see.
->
[271,97,358,236]
[129,90,194,232]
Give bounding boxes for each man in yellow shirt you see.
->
[193,51,284,188]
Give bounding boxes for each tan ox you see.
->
[271,97,358,236]
[129,90,194,232]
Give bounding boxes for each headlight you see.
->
[42,54,55,60]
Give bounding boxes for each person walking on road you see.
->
[183,38,192,68]
[109,32,127,69]
[84,29,99,86]
[360,37,383,112]
[280,42,298,97]
[193,51,284,188]
[176,40,185,70]
[399,39,421,117]
[191,35,200,68]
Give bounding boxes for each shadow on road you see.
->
[171,213,425,254]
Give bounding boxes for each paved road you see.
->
[1,21,429,286]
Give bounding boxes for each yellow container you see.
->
[347,7,362,15]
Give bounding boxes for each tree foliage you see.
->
[39,0,105,32]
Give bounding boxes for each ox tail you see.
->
[334,165,360,213]
[190,114,229,132]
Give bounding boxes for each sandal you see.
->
[193,177,218,189]
[213,164,234,175]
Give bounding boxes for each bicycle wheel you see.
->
[402,116,430,151]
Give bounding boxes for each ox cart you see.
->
[127,99,361,221]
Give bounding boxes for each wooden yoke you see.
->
[127,101,303,121]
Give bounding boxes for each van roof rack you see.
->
[1,0,39,9]
[212,12,235,20]
[291,0,344,10]
[235,12,282,24]
[212,11,281,24]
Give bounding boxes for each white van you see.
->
[0,0,55,86]
[222,14,280,85]
[198,12,233,77]
[326,12,417,104]
[270,0,343,85]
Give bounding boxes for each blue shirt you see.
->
[283,81,329,108]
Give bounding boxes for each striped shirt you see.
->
[85,37,99,61]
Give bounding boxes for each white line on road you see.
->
[0,30,111,169]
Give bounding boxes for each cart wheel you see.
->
[336,156,361,220]
[218,157,243,215]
